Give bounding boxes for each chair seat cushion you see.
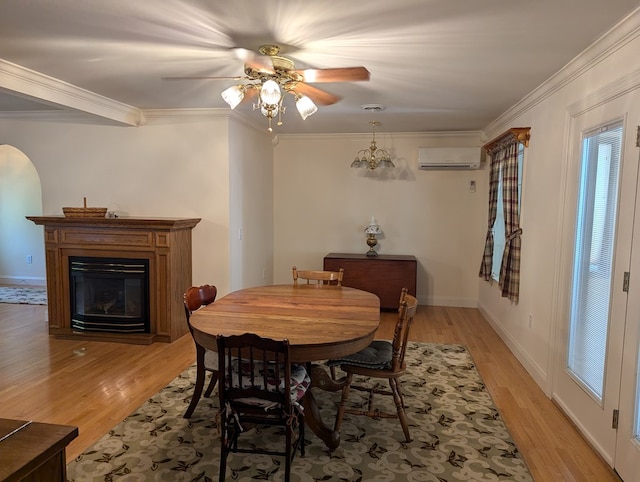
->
[204,349,217,371]
[327,340,393,370]
[229,360,311,410]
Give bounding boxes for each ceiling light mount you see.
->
[256,45,295,70]
[361,104,386,112]
[351,121,395,170]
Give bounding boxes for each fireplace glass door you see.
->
[70,257,150,333]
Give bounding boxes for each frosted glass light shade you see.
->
[295,95,317,120]
[260,80,281,105]
[378,157,395,168]
[221,85,245,109]
[364,224,382,235]
[351,157,366,168]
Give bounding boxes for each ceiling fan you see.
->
[162,44,370,131]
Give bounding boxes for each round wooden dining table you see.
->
[189,283,380,450]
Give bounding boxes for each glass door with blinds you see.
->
[567,121,622,405]
[554,91,640,471]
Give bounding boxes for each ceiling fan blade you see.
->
[296,67,370,83]
[241,87,258,104]
[243,50,274,75]
[293,83,341,106]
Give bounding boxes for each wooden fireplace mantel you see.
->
[27,216,201,344]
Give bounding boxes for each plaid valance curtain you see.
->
[479,136,523,303]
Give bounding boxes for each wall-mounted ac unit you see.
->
[418,147,482,170]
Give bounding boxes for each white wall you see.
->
[477,10,640,392]
[0,145,45,285]
[228,117,275,292]
[272,131,485,307]
[0,111,235,295]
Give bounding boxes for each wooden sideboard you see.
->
[27,216,200,344]
[0,419,78,482]
[323,253,417,310]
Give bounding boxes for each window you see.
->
[479,127,529,303]
[491,143,524,281]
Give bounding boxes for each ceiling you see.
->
[0,0,638,134]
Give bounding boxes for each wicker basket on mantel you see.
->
[62,197,108,218]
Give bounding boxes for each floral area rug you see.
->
[0,286,47,305]
[67,343,533,481]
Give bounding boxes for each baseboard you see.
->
[0,275,46,286]
[551,396,614,466]
[477,302,549,393]
[420,295,478,308]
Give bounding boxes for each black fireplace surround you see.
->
[69,256,150,334]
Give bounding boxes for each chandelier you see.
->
[221,45,318,132]
[351,121,395,170]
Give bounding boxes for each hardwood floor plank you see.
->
[0,302,621,481]
[0,303,195,459]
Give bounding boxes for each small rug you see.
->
[67,343,533,481]
[0,286,47,305]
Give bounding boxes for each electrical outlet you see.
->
[238,228,243,240]
[469,180,476,193]
[26,255,33,264]
[528,313,533,328]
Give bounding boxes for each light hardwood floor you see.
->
[0,302,622,481]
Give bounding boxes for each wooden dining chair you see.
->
[217,333,310,482]
[327,288,418,442]
[292,266,344,286]
[183,284,218,418]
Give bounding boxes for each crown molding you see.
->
[483,6,640,136]
[142,108,229,121]
[228,110,277,137]
[141,108,269,136]
[0,59,144,126]
[567,67,640,117]
[0,109,132,125]
[276,130,484,141]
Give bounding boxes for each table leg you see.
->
[310,364,347,392]
[303,364,346,451]
[303,390,339,450]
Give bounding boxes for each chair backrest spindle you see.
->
[328,286,418,443]
[216,332,309,481]
[292,266,344,286]
[391,288,418,372]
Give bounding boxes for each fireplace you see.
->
[70,257,150,334]
[27,216,200,344]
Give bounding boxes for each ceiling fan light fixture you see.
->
[295,94,317,120]
[260,103,278,117]
[221,85,245,109]
[259,79,281,105]
[212,44,369,131]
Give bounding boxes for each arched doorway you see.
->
[0,145,45,286]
